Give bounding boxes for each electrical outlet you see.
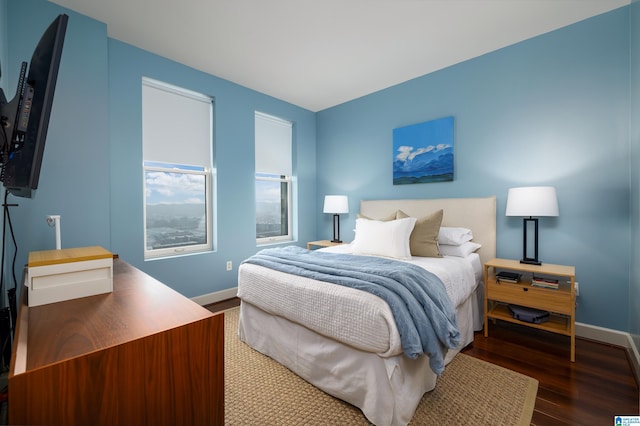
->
[226,261,232,271]
[574,281,579,296]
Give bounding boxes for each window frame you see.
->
[141,77,215,259]
[143,162,213,259]
[254,111,293,246]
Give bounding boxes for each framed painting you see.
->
[392,116,454,185]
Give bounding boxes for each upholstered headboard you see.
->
[360,196,497,265]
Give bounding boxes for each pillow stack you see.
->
[438,227,481,257]
[351,209,443,260]
[351,209,481,260]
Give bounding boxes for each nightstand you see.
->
[306,240,345,250]
[483,258,576,361]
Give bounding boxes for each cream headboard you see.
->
[360,196,497,266]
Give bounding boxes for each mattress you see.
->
[237,250,479,357]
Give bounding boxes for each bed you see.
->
[237,197,496,426]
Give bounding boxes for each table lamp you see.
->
[505,186,559,265]
[323,195,348,243]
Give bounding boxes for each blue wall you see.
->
[0,0,6,91]
[317,8,631,331]
[3,0,317,298]
[4,1,110,275]
[108,40,317,297]
[630,0,640,347]
[1,1,637,332]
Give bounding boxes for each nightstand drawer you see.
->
[487,281,572,314]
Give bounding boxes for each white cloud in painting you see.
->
[396,144,450,162]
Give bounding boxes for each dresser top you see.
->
[12,258,216,373]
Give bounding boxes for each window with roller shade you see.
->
[255,111,293,244]
[142,78,215,259]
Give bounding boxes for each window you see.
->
[142,78,214,259]
[255,112,292,244]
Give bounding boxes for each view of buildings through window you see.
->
[144,163,208,251]
[256,173,289,239]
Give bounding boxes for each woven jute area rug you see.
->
[224,307,538,425]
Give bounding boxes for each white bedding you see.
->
[237,257,481,426]
[237,249,478,357]
[322,243,479,308]
[237,196,496,426]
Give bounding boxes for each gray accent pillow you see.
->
[396,209,443,257]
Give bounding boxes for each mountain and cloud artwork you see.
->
[393,116,454,185]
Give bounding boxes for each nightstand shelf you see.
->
[488,303,571,335]
[484,258,576,361]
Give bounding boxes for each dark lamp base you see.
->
[520,258,541,266]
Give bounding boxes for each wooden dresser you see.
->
[8,257,224,426]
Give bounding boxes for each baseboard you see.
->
[576,322,632,347]
[628,335,640,389]
[191,287,238,306]
[576,322,640,386]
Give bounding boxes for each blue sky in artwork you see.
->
[393,116,454,183]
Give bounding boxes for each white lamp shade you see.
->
[505,186,559,217]
[323,195,349,214]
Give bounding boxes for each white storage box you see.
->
[26,246,113,307]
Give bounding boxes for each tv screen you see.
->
[0,14,68,198]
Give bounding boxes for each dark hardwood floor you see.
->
[207,298,639,425]
[463,321,639,425]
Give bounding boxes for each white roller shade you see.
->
[255,111,292,176]
[142,78,212,166]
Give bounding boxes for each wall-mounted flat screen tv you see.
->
[0,14,68,198]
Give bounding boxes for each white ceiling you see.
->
[48,0,629,112]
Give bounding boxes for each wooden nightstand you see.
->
[483,258,576,361]
[306,240,345,250]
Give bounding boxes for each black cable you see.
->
[0,120,8,301]
[2,190,18,344]
[0,116,8,181]
[0,190,6,299]
[0,113,7,149]
[5,192,18,291]
[0,330,8,371]
[1,190,18,343]
[0,106,14,369]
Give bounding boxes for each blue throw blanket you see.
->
[242,246,460,375]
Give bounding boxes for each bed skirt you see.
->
[237,292,478,426]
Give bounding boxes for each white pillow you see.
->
[438,227,473,246]
[351,217,417,260]
[439,241,482,257]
